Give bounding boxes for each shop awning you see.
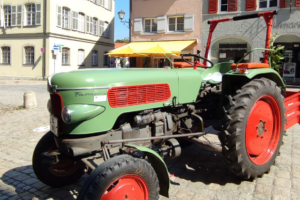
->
[107,40,197,57]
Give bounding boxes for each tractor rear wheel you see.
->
[220,78,285,179]
[77,155,160,200]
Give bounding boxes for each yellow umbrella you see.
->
[107,46,136,55]
[139,45,171,54]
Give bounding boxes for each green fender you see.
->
[222,67,286,97]
[125,144,170,198]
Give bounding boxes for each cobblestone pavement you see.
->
[0,81,300,200]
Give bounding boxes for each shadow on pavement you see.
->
[0,165,88,200]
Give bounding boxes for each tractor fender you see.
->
[125,144,170,198]
[222,68,286,104]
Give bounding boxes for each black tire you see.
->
[78,155,160,200]
[220,78,285,179]
[32,131,85,187]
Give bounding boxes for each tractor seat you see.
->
[231,63,270,70]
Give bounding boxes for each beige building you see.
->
[0,0,115,79]
[130,0,202,68]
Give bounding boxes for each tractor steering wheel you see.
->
[181,54,214,68]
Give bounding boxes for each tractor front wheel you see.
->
[77,155,160,200]
[220,78,285,179]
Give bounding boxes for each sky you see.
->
[114,0,130,41]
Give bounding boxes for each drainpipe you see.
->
[43,0,47,80]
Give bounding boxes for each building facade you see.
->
[130,0,202,68]
[0,0,114,79]
[202,0,300,83]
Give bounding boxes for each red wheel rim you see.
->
[47,144,80,177]
[101,175,149,200]
[246,95,281,165]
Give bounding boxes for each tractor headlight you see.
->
[47,99,52,114]
[61,106,72,124]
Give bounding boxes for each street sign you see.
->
[57,44,64,47]
[41,48,45,53]
[53,46,59,50]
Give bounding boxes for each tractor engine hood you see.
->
[49,68,179,91]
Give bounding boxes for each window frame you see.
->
[93,18,98,35]
[78,49,85,66]
[104,51,109,66]
[1,46,11,65]
[92,50,98,66]
[24,46,35,65]
[4,6,11,27]
[25,4,36,26]
[168,16,184,32]
[144,18,158,33]
[219,0,228,12]
[258,0,279,9]
[62,47,70,65]
[62,7,70,29]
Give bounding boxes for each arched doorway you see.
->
[274,34,300,84]
[210,37,252,64]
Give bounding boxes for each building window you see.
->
[104,52,109,66]
[62,7,70,29]
[78,49,85,65]
[220,0,228,11]
[25,46,34,65]
[92,51,98,66]
[4,6,11,27]
[93,18,98,35]
[259,0,278,9]
[78,13,85,32]
[26,4,36,25]
[2,47,10,64]
[62,48,70,65]
[104,22,110,38]
[169,16,184,32]
[144,19,157,33]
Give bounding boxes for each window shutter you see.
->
[108,0,112,10]
[72,11,78,30]
[86,16,90,33]
[90,17,93,34]
[228,0,238,12]
[17,5,22,26]
[246,0,257,11]
[296,0,300,7]
[208,0,218,14]
[134,18,142,34]
[57,5,62,27]
[11,5,17,26]
[184,14,194,31]
[35,3,41,25]
[157,16,166,33]
[100,20,104,36]
[104,0,108,9]
[100,0,104,6]
[280,0,286,8]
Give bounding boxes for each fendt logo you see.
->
[75,91,108,97]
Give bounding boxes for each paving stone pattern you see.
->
[0,81,299,200]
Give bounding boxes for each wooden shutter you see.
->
[134,18,142,34]
[11,5,17,26]
[296,0,300,7]
[57,6,62,27]
[35,3,42,25]
[184,14,194,31]
[208,0,218,14]
[280,0,286,8]
[246,0,256,11]
[157,16,166,33]
[86,16,90,33]
[228,0,238,12]
[17,5,22,26]
[90,17,93,34]
[108,0,112,10]
[72,11,78,30]
[100,20,104,36]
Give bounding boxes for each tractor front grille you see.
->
[108,84,171,108]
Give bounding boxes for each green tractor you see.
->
[33,10,295,199]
